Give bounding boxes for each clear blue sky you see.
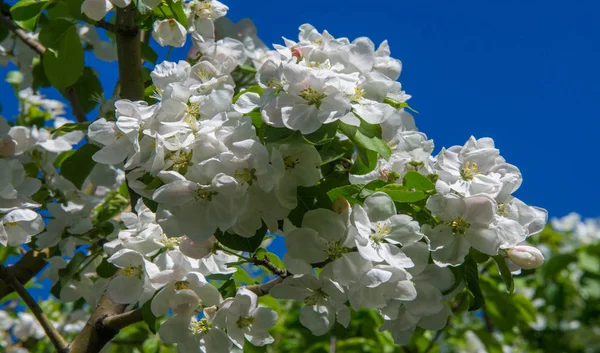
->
[1,0,599,223]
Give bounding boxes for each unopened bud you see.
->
[332,196,351,214]
[506,245,544,269]
[291,47,302,59]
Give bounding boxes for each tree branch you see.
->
[102,308,143,331]
[70,5,145,352]
[246,276,284,296]
[0,248,50,300]
[0,12,45,55]
[115,4,144,101]
[65,87,88,123]
[251,255,288,277]
[0,264,70,353]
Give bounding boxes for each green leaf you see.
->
[142,336,161,353]
[167,0,188,28]
[218,278,237,299]
[215,224,267,253]
[383,97,420,114]
[233,266,256,285]
[32,58,51,90]
[232,85,263,104]
[245,110,263,130]
[326,185,362,205]
[377,184,427,203]
[141,41,158,65]
[52,122,90,135]
[444,265,465,295]
[57,252,87,283]
[474,330,504,353]
[262,126,297,144]
[59,143,100,189]
[349,148,378,175]
[96,258,118,278]
[403,171,435,192]
[39,19,84,89]
[53,150,75,168]
[302,122,338,145]
[464,255,485,311]
[492,255,514,293]
[339,119,391,161]
[543,253,577,278]
[142,197,158,213]
[512,294,537,323]
[10,0,49,32]
[141,300,158,334]
[62,67,102,113]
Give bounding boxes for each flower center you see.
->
[161,236,182,250]
[303,289,328,306]
[175,281,189,290]
[169,150,193,172]
[123,265,143,279]
[194,186,218,202]
[370,223,391,247]
[324,240,349,260]
[299,87,326,107]
[189,318,210,335]
[284,156,300,170]
[194,68,212,83]
[234,168,257,187]
[236,316,255,328]
[350,87,365,103]
[450,217,471,235]
[460,161,479,181]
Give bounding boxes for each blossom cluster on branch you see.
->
[0,0,553,352]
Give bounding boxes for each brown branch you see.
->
[95,20,115,33]
[246,276,284,296]
[0,264,70,353]
[115,4,143,101]
[0,249,50,300]
[70,5,144,352]
[0,12,45,55]
[65,87,88,123]
[102,308,143,331]
[251,255,288,277]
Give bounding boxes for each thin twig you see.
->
[246,276,284,296]
[251,254,288,277]
[0,264,70,353]
[0,12,45,55]
[66,87,88,123]
[95,20,116,33]
[423,329,444,353]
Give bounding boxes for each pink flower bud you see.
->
[507,245,544,269]
[332,196,351,214]
[291,47,302,59]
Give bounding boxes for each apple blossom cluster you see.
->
[70,13,551,348]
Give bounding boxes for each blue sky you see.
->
[2,1,599,219]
